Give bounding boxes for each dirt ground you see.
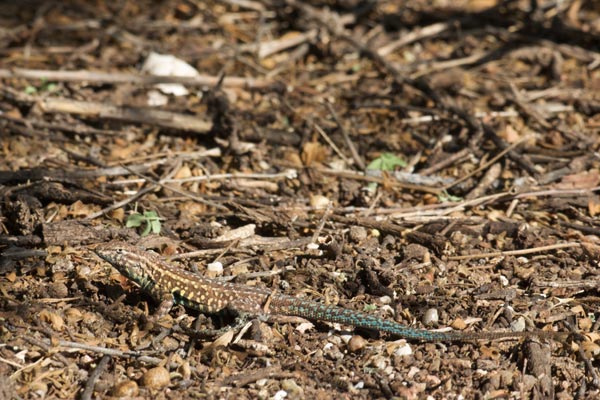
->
[1,1,600,399]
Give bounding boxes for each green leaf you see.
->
[42,82,57,92]
[366,182,378,192]
[126,213,144,227]
[141,222,152,236]
[438,190,463,203]
[363,304,378,312]
[366,153,406,171]
[150,219,161,234]
[127,210,161,235]
[144,210,157,218]
[24,86,37,94]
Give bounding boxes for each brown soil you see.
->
[1,1,599,398]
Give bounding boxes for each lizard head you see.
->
[94,241,156,287]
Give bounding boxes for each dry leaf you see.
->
[110,140,138,160]
[210,329,235,350]
[450,318,467,330]
[39,309,65,331]
[579,317,593,331]
[502,124,520,143]
[589,199,600,217]
[6,271,17,283]
[110,208,125,222]
[178,201,207,217]
[68,200,96,217]
[581,341,600,359]
[581,242,600,258]
[64,308,83,324]
[174,165,192,179]
[302,141,328,166]
[585,332,600,342]
[479,345,501,360]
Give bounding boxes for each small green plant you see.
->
[24,78,58,94]
[366,153,406,171]
[437,190,462,203]
[126,211,161,236]
[363,304,378,312]
[366,153,407,191]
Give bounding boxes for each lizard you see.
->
[94,240,567,342]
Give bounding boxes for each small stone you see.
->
[393,342,413,357]
[206,261,223,277]
[348,226,367,242]
[402,243,430,262]
[30,381,48,398]
[161,336,180,351]
[328,335,342,346]
[347,335,367,353]
[112,380,139,397]
[379,296,392,305]
[309,194,330,209]
[281,379,304,398]
[422,309,439,326]
[272,390,288,400]
[141,366,170,389]
[510,316,526,332]
[48,282,69,299]
[323,343,344,361]
[407,366,420,379]
[368,355,388,370]
[306,242,320,250]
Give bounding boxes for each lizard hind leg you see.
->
[180,312,252,340]
[207,313,251,338]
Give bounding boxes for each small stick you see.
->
[447,243,580,261]
[80,355,111,400]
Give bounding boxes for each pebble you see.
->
[309,194,330,209]
[393,342,413,357]
[402,243,430,262]
[281,379,304,398]
[141,366,170,389]
[161,336,181,352]
[422,308,439,326]
[349,226,367,242]
[368,355,388,370]
[347,335,367,352]
[206,261,223,277]
[112,380,139,397]
[510,316,526,332]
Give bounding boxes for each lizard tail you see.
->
[269,296,563,342]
